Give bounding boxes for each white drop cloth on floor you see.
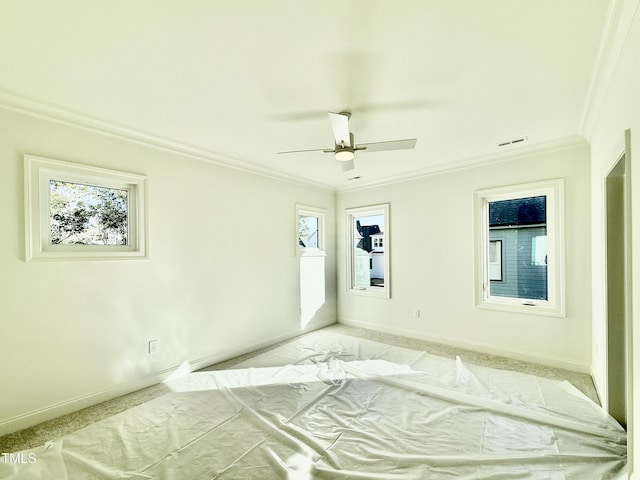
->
[0,332,627,479]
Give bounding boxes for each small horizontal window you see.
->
[25,155,147,261]
[50,180,129,246]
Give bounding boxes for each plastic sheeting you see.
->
[0,331,627,479]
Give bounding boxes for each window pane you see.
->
[488,196,547,300]
[298,215,319,248]
[353,214,385,288]
[50,180,128,246]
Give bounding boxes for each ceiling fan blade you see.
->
[356,138,417,152]
[277,148,334,154]
[328,112,352,147]
[340,159,355,172]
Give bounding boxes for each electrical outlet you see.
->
[413,308,421,318]
[148,339,159,354]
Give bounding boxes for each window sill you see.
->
[299,248,327,258]
[476,299,565,318]
[347,286,390,299]
[28,248,148,262]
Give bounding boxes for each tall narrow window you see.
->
[296,205,325,253]
[474,180,564,316]
[488,195,548,300]
[346,204,390,298]
[25,155,147,261]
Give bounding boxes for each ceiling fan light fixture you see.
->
[277,112,417,171]
[335,148,354,161]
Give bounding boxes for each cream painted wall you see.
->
[0,109,337,435]
[337,143,592,372]
[585,2,640,476]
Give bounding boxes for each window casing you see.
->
[474,179,564,316]
[345,203,390,298]
[25,155,147,261]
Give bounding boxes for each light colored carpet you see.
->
[0,324,599,453]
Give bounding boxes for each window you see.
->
[372,237,384,249]
[345,203,390,298]
[296,205,326,253]
[49,181,129,246]
[474,179,564,316]
[489,240,502,281]
[531,235,548,266]
[25,155,147,261]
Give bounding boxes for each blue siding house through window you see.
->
[488,196,548,301]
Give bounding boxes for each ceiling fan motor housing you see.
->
[335,132,355,161]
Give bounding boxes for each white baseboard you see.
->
[0,367,174,438]
[0,318,337,437]
[186,318,336,372]
[338,317,591,374]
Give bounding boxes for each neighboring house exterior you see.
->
[370,232,385,282]
[354,221,385,287]
[488,196,548,300]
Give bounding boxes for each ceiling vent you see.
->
[497,136,528,147]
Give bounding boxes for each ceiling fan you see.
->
[278,112,417,172]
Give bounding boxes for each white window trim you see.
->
[24,154,148,261]
[295,204,326,256]
[345,203,391,299]
[474,179,565,317]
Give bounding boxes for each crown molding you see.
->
[580,0,640,138]
[0,89,335,192]
[337,135,588,194]
[0,88,592,196]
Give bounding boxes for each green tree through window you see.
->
[50,181,128,245]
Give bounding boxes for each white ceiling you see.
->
[0,1,611,189]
